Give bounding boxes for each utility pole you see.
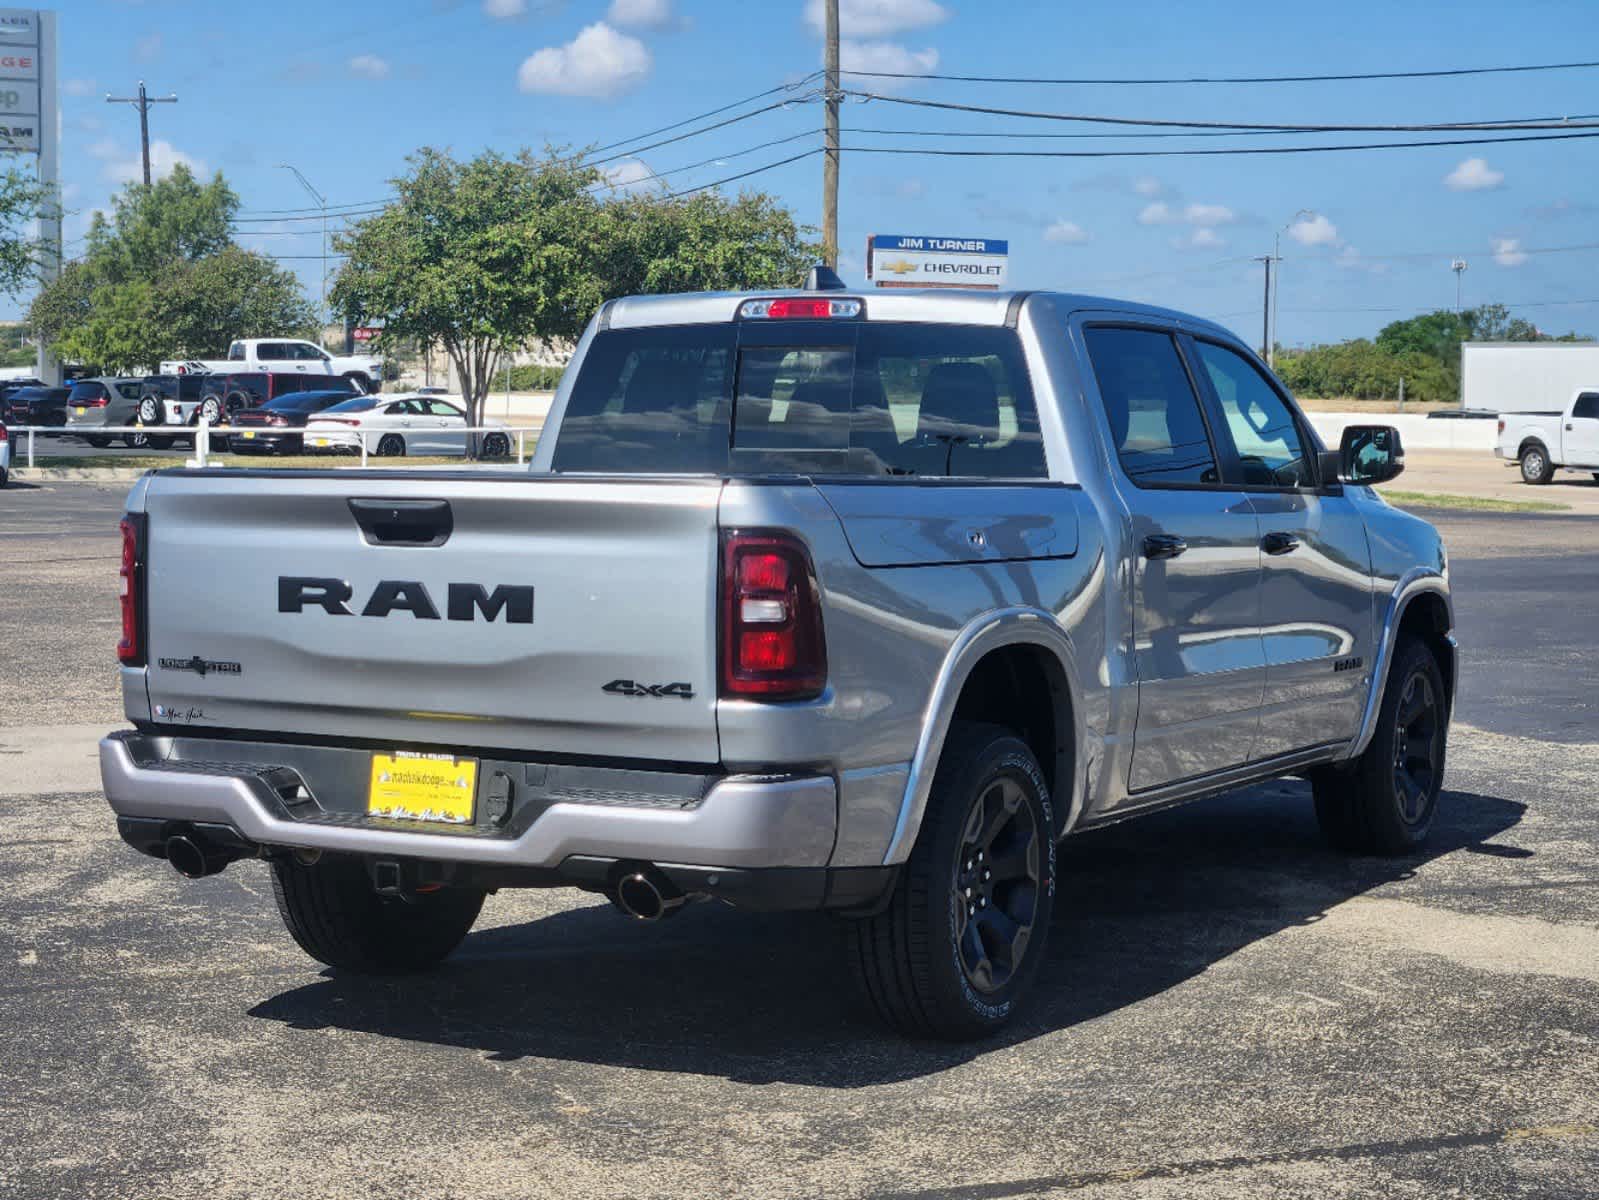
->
[1451,258,1468,312]
[1270,210,1316,368]
[279,163,329,339]
[105,81,178,187]
[1255,256,1272,361]
[822,0,840,269]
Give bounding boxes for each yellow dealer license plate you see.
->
[241,430,255,439]
[311,436,330,447]
[75,406,86,415]
[367,752,477,824]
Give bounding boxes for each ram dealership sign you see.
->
[867,234,1009,290]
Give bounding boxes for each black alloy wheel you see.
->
[482,431,511,458]
[1391,670,1443,828]
[952,774,1043,995]
[376,433,405,458]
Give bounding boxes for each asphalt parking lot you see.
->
[1,483,1595,1199]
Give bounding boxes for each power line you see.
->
[585,91,822,167]
[583,72,821,160]
[841,129,1599,159]
[842,90,1599,133]
[838,59,1599,86]
[1290,240,1599,265]
[841,113,1599,141]
[664,149,821,199]
[592,129,825,191]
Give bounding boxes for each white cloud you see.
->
[894,177,926,199]
[1044,219,1088,244]
[1287,212,1338,246]
[133,32,161,62]
[1137,201,1176,225]
[1445,157,1504,192]
[484,0,525,16]
[607,0,681,30]
[518,22,652,98]
[601,158,657,193]
[838,39,937,80]
[347,54,390,80]
[1173,228,1225,250]
[63,78,96,97]
[1133,175,1164,197]
[103,139,205,185]
[1183,203,1235,227]
[87,137,119,161]
[1493,237,1527,267]
[804,0,948,38]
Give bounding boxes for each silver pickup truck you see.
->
[101,280,1455,1039]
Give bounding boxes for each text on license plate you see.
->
[367,752,477,824]
[311,436,330,447]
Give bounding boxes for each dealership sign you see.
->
[0,8,38,151]
[867,234,1009,290]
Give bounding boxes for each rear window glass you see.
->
[551,322,1045,478]
[324,397,378,414]
[67,383,106,402]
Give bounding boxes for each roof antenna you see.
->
[803,263,847,291]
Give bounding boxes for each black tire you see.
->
[146,435,175,450]
[376,433,405,458]
[123,431,150,449]
[198,396,223,425]
[1313,636,1448,856]
[137,394,165,426]
[0,465,7,488]
[85,434,112,448]
[482,431,511,458]
[1520,443,1555,485]
[851,722,1055,1040]
[270,855,485,973]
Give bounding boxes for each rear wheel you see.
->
[270,855,485,973]
[376,433,405,457]
[84,434,112,448]
[850,722,1055,1039]
[1520,444,1555,485]
[482,431,511,458]
[123,431,150,449]
[1313,636,1447,855]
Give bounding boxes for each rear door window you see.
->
[1083,327,1220,487]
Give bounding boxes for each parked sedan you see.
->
[64,378,148,447]
[304,394,511,457]
[228,390,362,455]
[1,386,70,432]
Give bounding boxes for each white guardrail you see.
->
[9,421,544,469]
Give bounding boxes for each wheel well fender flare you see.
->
[880,606,1086,866]
[1517,437,1549,460]
[1345,570,1454,759]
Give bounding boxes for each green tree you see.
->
[332,146,821,435]
[27,166,313,374]
[0,166,56,298]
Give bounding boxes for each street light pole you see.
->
[279,163,328,339]
[1451,258,1468,312]
[1270,209,1317,369]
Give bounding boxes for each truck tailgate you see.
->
[139,473,724,764]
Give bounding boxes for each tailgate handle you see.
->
[348,498,453,547]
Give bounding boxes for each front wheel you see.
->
[123,431,150,449]
[1520,445,1555,485]
[1313,636,1448,855]
[271,856,485,973]
[198,396,223,425]
[850,722,1055,1039]
[375,433,405,458]
[84,434,112,448]
[481,431,511,458]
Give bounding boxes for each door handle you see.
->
[1262,531,1301,555]
[1142,533,1188,560]
[1566,423,1574,431]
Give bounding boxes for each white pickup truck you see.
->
[160,338,383,395]
[1495,389,1599,483]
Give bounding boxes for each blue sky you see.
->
[31,0,1599,344]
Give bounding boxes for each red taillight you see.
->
[77,395,109,408]
[0,424,7,442]
[739,297,863,320]
[1497,418,1505,435]
[318,417,359,426]
[720,531,826,700]
[117,514,146,666]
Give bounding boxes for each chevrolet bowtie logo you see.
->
[882,257,919,276]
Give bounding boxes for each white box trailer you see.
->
[1461,341,1599,413]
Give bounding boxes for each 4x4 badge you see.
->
[603,679,694,700]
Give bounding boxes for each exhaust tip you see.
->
[165,834,230,879]
[612,868,685,921]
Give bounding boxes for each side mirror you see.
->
[1337,424,1405,486]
